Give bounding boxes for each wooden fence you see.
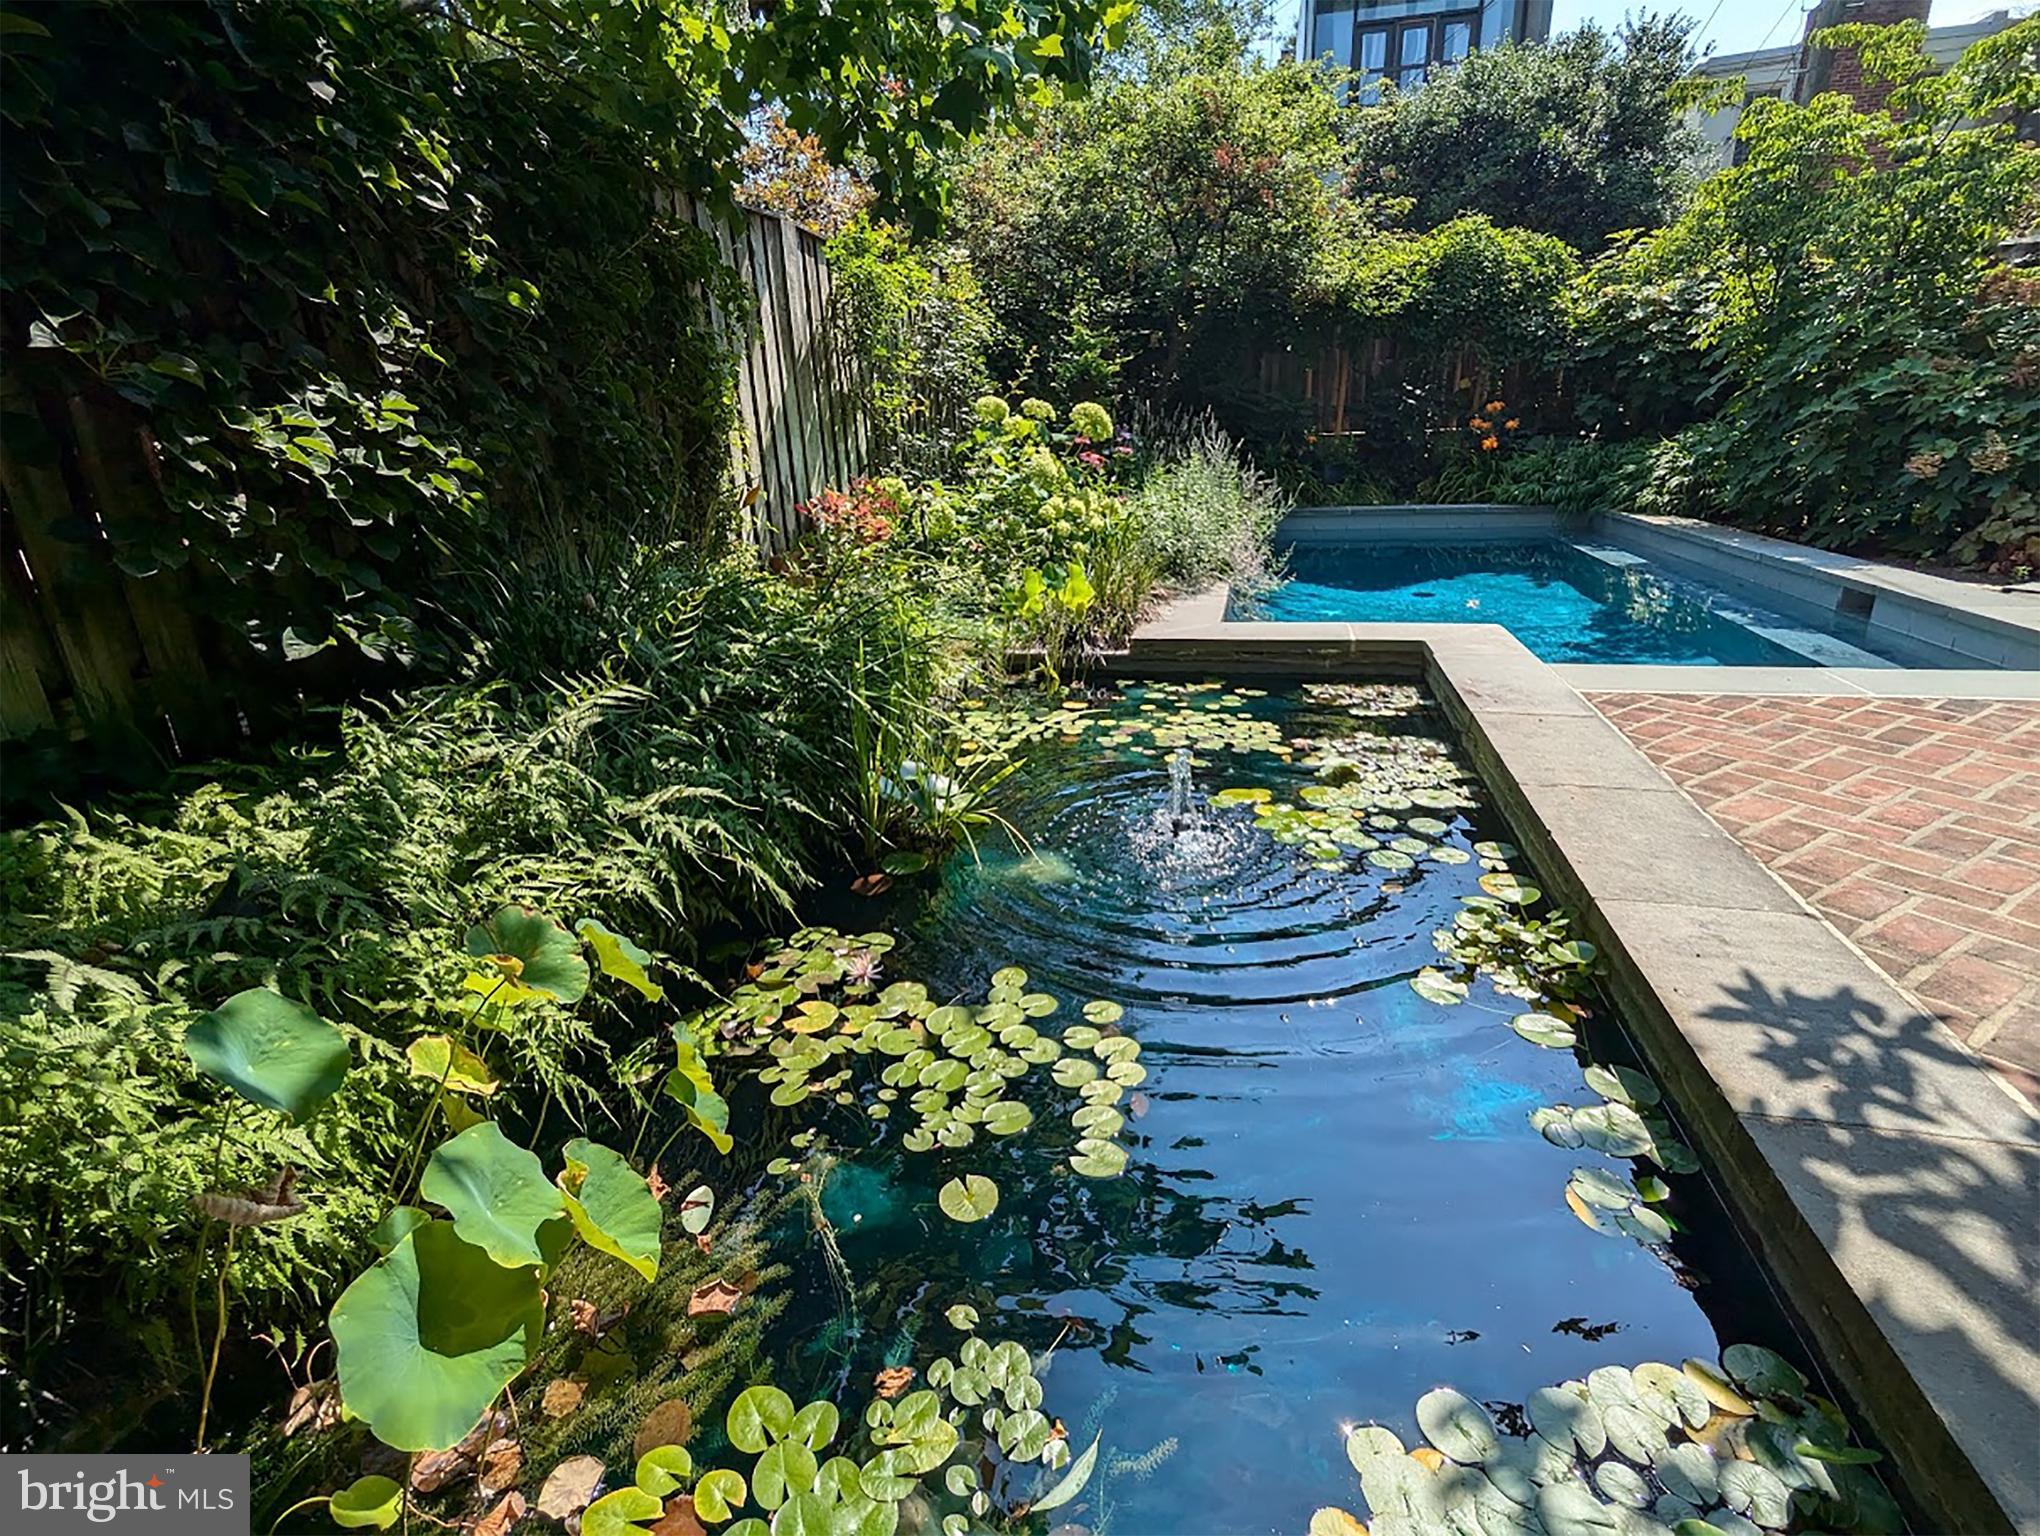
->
[685,198,869,550]
[0,201,863,767]
[1250,336,1541,437]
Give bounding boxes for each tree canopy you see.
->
[1347,15,1706,252]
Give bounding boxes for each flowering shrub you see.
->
[799,476,905,546]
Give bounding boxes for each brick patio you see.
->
[1588,692,2040,1103]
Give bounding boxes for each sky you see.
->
[1265,0,2035,61]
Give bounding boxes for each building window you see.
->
[1312,0,1354,66]
[1346,9,1478,92]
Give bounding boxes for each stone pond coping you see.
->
[1116,603,2040,1536]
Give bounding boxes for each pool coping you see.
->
[1118,602,2040,1536]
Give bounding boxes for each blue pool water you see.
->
[1246,540,1829,666]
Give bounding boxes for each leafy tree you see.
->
[1348,16,1707,252]
[1565,18,2040,562]
[738,110,875,236]
[459,0,1141,226]
[949,45,1358,409]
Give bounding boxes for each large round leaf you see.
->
[577,918,664,1002]
[329,1221,542,1451]
[328,1476,402,1530]
[184,988,348,1118]
[1418,1386,1499,1464]
[420,1121,569,1268]
[728,1385,797,1454]
[937,1175,998,1223]
[464,906,589,1006]
[559,1137,662,1280]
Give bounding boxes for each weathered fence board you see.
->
[0,200,863,763]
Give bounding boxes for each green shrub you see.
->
[1126,418,1290,594]
[0,547,992,1440]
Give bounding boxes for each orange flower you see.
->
[1484,399,1505,414]
[1504,418,1520,430]
[1480,435,1500,452]
[1468,416,1491,431]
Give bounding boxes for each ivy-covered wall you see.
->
[0,0,740,725]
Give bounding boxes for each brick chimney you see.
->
[1797,0,1932,114]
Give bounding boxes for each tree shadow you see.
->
[1698,967,2039,1529]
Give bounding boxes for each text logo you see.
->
[3,1456,250,1534]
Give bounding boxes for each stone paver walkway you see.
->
[1588,692,2040,1101]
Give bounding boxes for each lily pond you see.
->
[631,681,1906,1536]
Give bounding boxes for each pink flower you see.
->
[1079,450,1105,469]
[1113,445,1132,457]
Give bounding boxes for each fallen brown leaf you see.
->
[873,1366,914,1400]
[649,1495,709,1536]
[534,1455,604,1522]
[478,1437,523,1498]
[410,1445,473,1494]
[849,872,893,897]
[694,1233,712,1255]
[540,1378,586,1420]
[475,1491,527,1536]
[281,1379,340,1438]
[687,1279,743,1318]
[647,1164,670,1204]
[633,1399,693,1462]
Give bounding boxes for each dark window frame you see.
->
[1349,7,1482,93]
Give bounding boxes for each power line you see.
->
[1755,0,1811,53]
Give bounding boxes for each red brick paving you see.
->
[1590,693,2040,1103]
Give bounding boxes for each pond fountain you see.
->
[706,681,1901,1536]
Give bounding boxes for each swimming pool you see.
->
[1242,539,1910,667]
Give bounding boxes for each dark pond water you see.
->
[765,682,1840,1534]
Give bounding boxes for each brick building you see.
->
[1689,0,2027,169]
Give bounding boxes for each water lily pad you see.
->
[946,1304,978,1331]
[1575,1102,1654,1157]
[1412,968,1470,1006]
[1529,1384,1607,1458]
[1594,1462,1651,1509]
[1723,1343,1807,1400]
[1532,1106,1586,1148]
[983,1101,1033,1135]
[1583,1063,1660,1108]
[938,1175,998,1223]
[185,988,349,1119]
[1537,1481,1623,1536]
[1063,1025,1103,1050]
[1417,1387,1499,1464]
[1719,1460,1791,1526]
[1213,786,1273,806]
[1368,849,1416,871]
[1070,1138,1129,1178]
[692,1469,748,1522]
[1073,1104,1125,1135]
[1512,1012,1578,1049]
[1479,873,1542,905]
[1473,841,1519,860]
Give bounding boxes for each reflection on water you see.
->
[775,685,1796,1534]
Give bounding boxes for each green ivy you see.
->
[1,0,739,670]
